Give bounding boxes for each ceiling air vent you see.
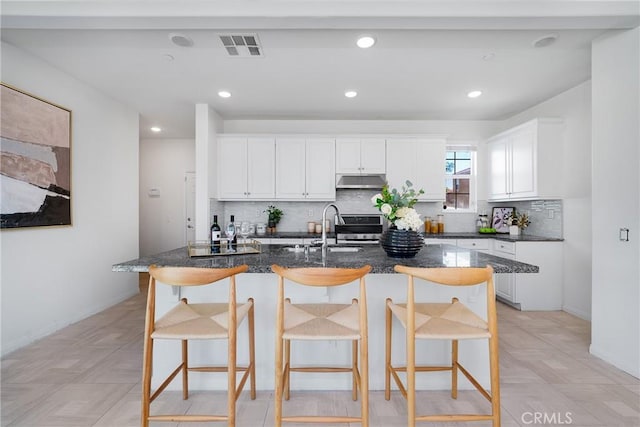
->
[219,34,263,57]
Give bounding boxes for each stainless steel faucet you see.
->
[311,203,342,252]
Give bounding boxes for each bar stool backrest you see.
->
[149,264,249,287]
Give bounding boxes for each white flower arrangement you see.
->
[371,181,424,231]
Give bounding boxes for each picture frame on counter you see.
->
[491,207,515,233]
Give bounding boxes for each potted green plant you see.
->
[265,205,283,233]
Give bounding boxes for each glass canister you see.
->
[437,214,445,233]
[430,219,439,234]
[256,223,267,235]
[424,217,432,234]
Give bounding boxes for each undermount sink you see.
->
[282,246,362,253]
[328,246,362,252]
[283,246,318,252]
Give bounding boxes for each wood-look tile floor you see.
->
[2,292,639,427]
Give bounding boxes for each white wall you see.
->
[590,28,640,378]
[0,42,140,355]
[195,104,223,240]
[139,138,195,256]
[502,81,592,319]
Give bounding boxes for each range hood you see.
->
[336,174,386,189]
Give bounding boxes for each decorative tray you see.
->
[188,240,262,257]
[478,228,497,234]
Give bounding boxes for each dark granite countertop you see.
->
[422,232,563,242]
[113,243,539,275]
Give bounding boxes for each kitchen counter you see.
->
[113,243,539,274]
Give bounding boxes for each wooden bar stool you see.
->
[271,264,372,427]
[385,265,500,426]
[141,264,256,427]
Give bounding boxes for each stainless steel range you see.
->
[334,214,383,244]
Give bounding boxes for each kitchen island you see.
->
[113,244,538,391]
[113,242,539,274]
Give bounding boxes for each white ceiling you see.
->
[2,1,639,139]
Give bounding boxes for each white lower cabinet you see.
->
[492,240,563,310]
[492,241,517,304]
[455,238,490,253]
[426,237,563,310]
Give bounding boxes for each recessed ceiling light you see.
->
[467,90,483,98]
[345,91,358,98]
[482,53,495,61]
[168,33,194,48]
[532,34,558,48]
[218,91,231,98]
[162,54,175,61]
[150,126,162,133]
[356,35,376,49]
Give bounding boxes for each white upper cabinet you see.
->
[486,118,564,201]
[386,138,446,201]
[218,136,275,200]
[336,137,386,174]
[275,137,335,200]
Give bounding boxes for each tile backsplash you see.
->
[211,191,562,238]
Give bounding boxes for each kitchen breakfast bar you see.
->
[113,243,538,391]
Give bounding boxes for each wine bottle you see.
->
[229,215,237,250]
[211,214,221,253]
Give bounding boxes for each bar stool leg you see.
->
[407,279,416,427]
[248,298,257,399]
[361,331,369,426]
[284,339,291,400]
[451,339,459,399]
[141,338,152,427]
[352,297,359,401]
[275,289,285,427]
[384,298,392,401]
[490,336,501,427]
[351,339,358,400]
[181,339,188,400]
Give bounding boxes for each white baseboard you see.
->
[562,304,591,321]
[1,289,139,357]
[589,345,640,379]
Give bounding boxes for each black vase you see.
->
[380,228,423,258]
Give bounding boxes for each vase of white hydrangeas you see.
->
[372,181,425,258]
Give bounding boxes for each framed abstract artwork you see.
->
[491,207,515,233]
[1,83,72,229]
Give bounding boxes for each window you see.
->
[445,149,475,211]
